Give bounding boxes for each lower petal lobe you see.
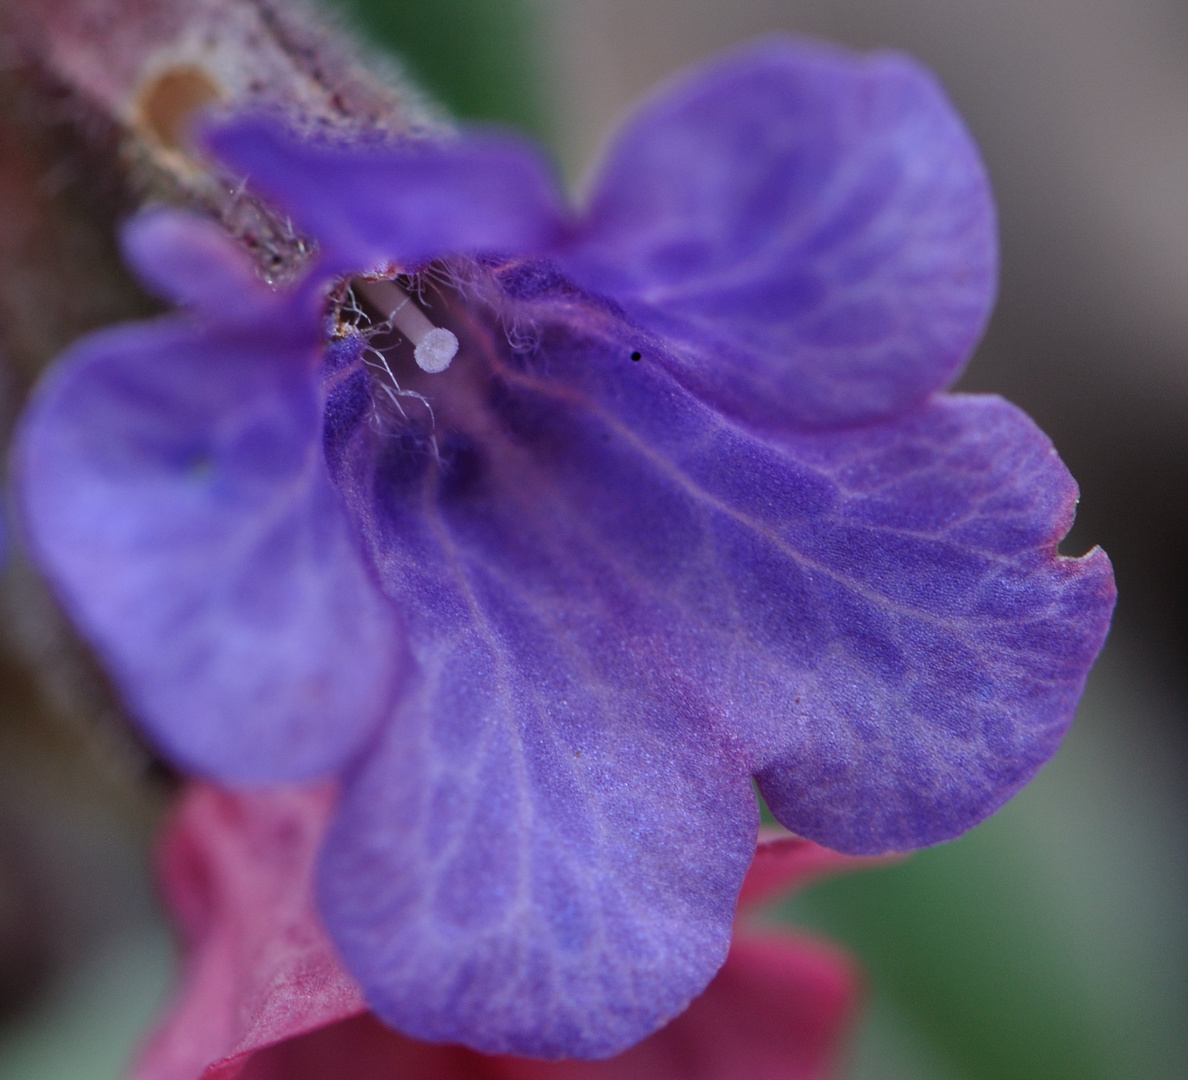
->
[16,313,401,781]
[749,397,1115,850]
[323,657,757,1058]
[317,292,1111,1054]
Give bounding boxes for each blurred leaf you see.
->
[783,649,1188,1080]
[844,998,970,1080]
[787,825,1107,1080]
[333,0,550,139]
[0,926,173,1080]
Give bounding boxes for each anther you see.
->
[357,278,458,373]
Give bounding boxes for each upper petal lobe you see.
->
[206,120,569,276]
[559,38,997,430]
[208,36,994,436]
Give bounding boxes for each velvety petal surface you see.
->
[139,784,858,1080]
[313,286,1110,1053]
[205,119,568,277]
[321,679,757,1059]
[558,38,997,430]
[15,287,400,780]
[317,328,755,1059]
[747,394,1114,850]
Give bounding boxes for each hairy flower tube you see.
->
[14,38,1114,1059]
[134,783,865,1080]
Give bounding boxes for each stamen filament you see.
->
[357,278,458,373]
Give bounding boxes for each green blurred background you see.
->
[1,2,1185,1078]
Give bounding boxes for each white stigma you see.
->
[357,278,458,373]
[413,327,460,374]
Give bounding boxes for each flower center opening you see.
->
[336,270,505,457]
[354,278,459,374]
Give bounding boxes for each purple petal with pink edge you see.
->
[312,286,1110,1053]
[15,309,402,781]
[558,38,997,431]
[752,395,1115,850]
[204,119,569,276]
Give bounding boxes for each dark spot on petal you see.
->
[631,351,642,362]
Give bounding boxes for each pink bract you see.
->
[134,785,870,1080]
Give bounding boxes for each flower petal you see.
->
[747,394,1115,851]
[319,647,758,1059]
[496,314,1112,853]
[312,298,1110,1053]
[314,336,759,1059]
[559,38,997,430]
[15,308,401,780]
[204,119,568,276]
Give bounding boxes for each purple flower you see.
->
[14,39,1114,1059]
